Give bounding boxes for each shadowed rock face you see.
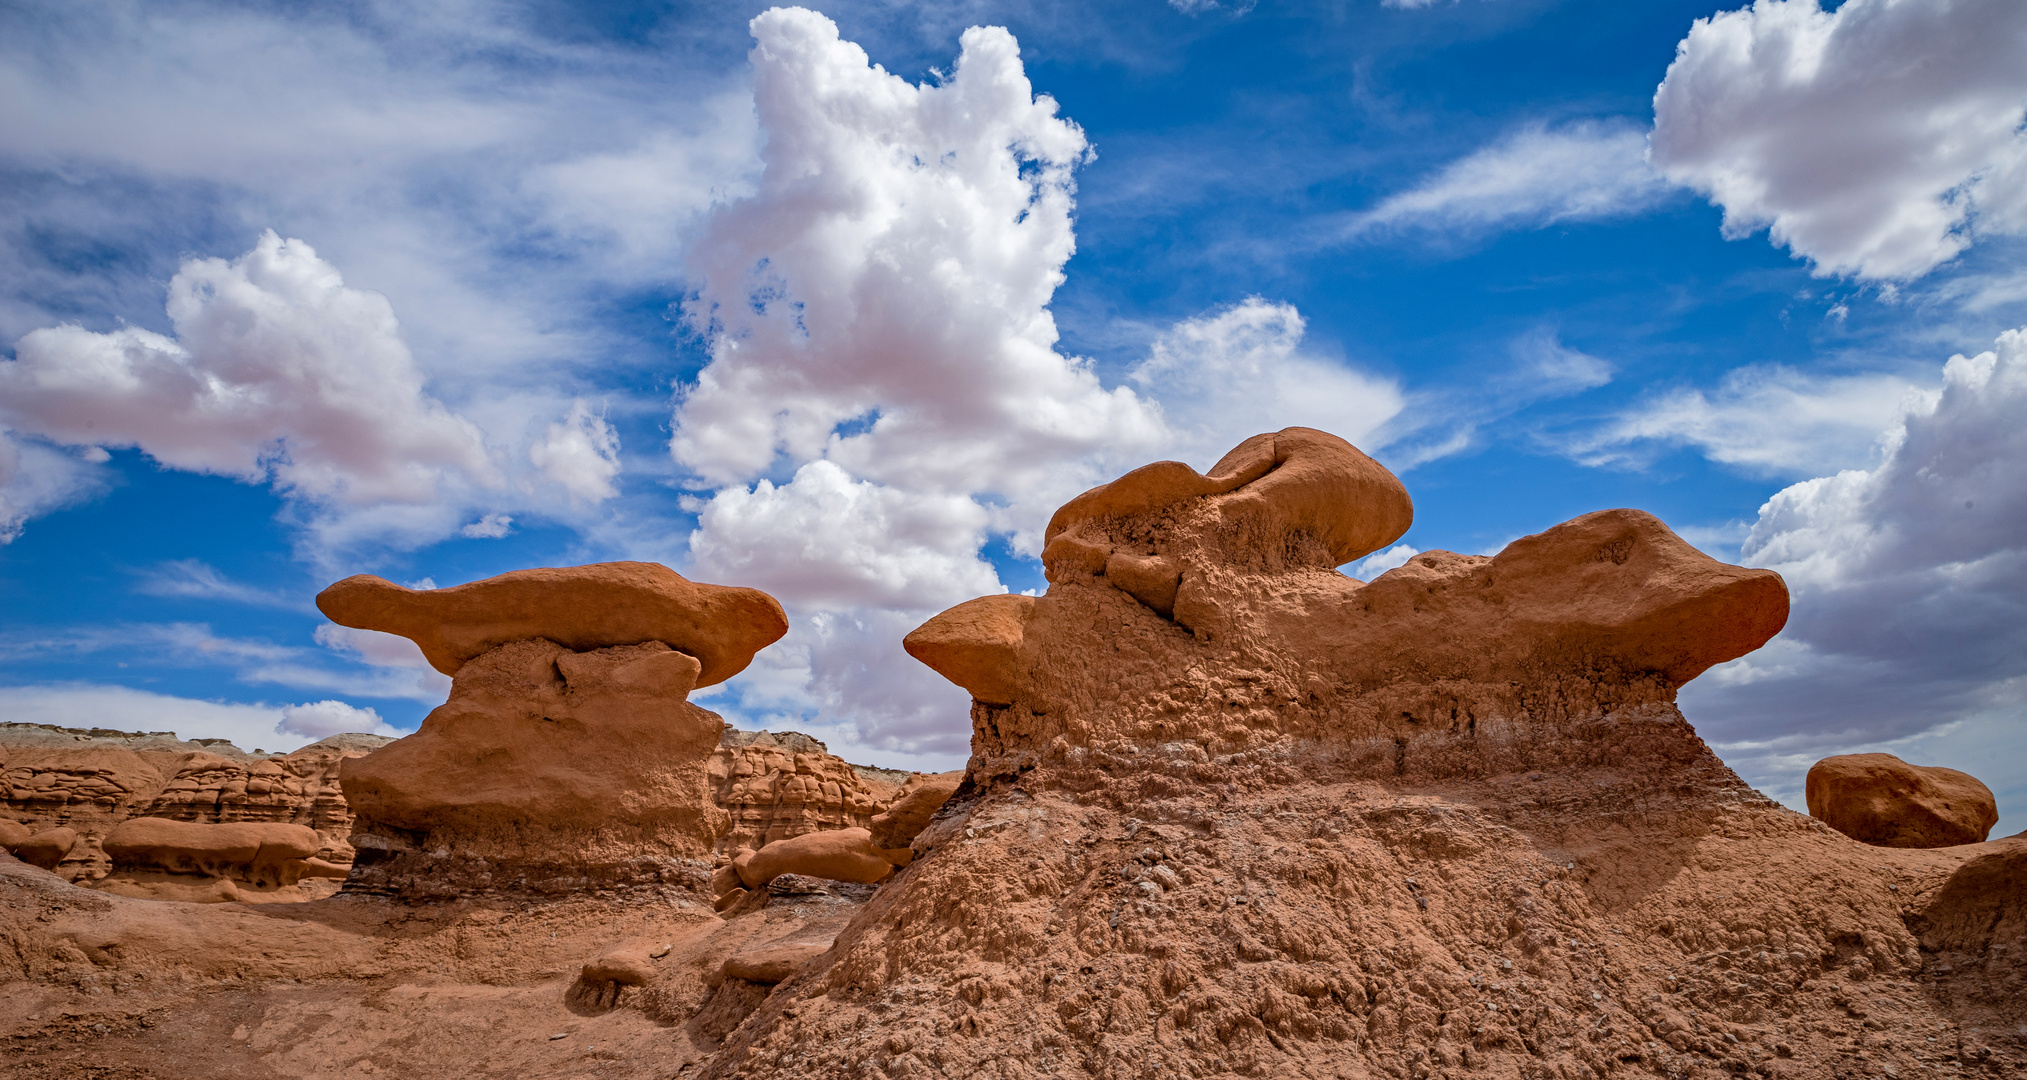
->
[1807,752,1998,848]
[328,564,792,900]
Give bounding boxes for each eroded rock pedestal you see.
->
[322,562,789,899]
[688,427,2023,1080]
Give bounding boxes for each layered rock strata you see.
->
[687,427,2023,1080]
[710,729,909,855]
[0,723,388,883]
[1807,751,1998,848]
[93,817,346,903]
[324,562,790,899]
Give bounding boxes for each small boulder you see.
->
[582,947,658,988]
[13,827,78,871]
[101,817,323,886]
[868,772,963,850]
[735,827,896,890]
[1806,753,1998,848]
[722,941,829,985]
[0,819,31,850]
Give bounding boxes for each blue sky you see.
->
[2,0,2024,836]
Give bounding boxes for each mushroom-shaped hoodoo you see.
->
[326,562,790,899]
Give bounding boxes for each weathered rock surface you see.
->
[1806,752,1999,848]
[3,430,2020,1080]
[12,826,76,871]
[330,563,792,899]
[317,561,788,686]
[340,640,732,898]
[731,828,898,892]
[0,723,389,884]
[867,770,963,850]
[92,817,331,903]
[685,429,2022,1080]
[709,728,908,855]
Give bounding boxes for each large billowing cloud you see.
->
[1651,0,2027,280]
[674,9,1160,504]
[675,10,1400,758]
[1,231,496,505]
[1682,326,2027,831]
[0,231,642,551]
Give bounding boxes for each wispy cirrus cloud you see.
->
[1557,365,1926,478]
[0,620,447,703]
[131,559,303,610]
[1343,121,1675,241]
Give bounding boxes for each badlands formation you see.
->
[0,427,2020,1080]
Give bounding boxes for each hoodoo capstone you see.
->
[330,562,790,898]
[317,560,787,685]
[1806,752,1999,848]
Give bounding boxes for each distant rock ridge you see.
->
[1,714,939,902]
[0,724,391,883]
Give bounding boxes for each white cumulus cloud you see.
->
[0,430,103,543]
[673,10,1405,766]
[688,461,1000,613]
[528,399,621,504]
[673,8,1161,505]
[0,231,498,507]
[276,698,398,740]
[1681,325,2027,834]
[1651,0,2027,281]
[1131,298,1403,473]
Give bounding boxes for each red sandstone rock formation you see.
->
[680,428,2021,1080]
[2,430,2021,1079]
[1806,752,1998,848]
[317,561,788,686]
[0,723,389,883]
[709,729,908,855]
[94,817,336,903]
[329,563,790,898]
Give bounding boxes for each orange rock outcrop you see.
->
[330,563,790,898]
[1806,751,1999,848]
[1,429,2021,1079]
[687,428,2022,1080]
[709,729,908,855]
[0,723,388,884]
[94,817,342,903]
